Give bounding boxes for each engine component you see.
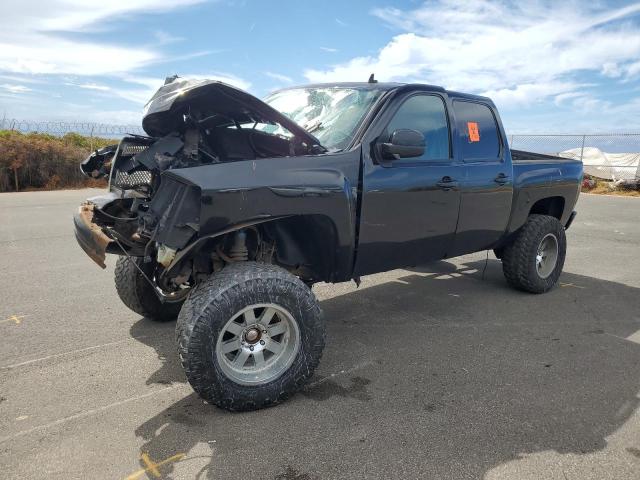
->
[229,230,248,261]
[157,244,177,267]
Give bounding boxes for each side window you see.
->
[452,100,501,160]
[386,95,450,161]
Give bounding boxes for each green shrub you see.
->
[0,130,117,192]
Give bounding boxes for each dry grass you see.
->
[0,130,116,192]
[583,183,640,197]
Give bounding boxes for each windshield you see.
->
[263,87,383,151]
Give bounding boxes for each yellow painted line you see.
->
[140,453,162,478]
[0,315,25,325]
[560,282,585,289]
[125,452,186,480]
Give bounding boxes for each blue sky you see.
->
[1,0,640,133]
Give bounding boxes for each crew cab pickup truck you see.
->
[74,77,583,411]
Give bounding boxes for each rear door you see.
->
[447,100,513,256]
[354,91,463,276]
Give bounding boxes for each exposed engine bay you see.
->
[75,78,326,296]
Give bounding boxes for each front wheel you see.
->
[501,214,567,293]
[114,256,188,322]
[176,262,325,411]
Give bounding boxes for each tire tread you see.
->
[501,214,566,293]
[176,262,325,412]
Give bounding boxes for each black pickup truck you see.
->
[74,78,583,411]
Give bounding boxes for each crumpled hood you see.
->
[142,78,324,150]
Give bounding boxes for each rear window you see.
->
[452,100,501,160]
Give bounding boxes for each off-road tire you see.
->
[176,262,325,412]
[114,256,184,322]
[501,214,566,293]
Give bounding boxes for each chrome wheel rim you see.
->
[215,304,300,385]
[536,233,559,279]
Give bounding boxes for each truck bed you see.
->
[511,149,581,164]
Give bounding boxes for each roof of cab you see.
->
[274,82,493,104]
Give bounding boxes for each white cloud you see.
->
[36,0,205,32]
[265,72,293,83]
[483,82,583,107]
[153,30,184,45]
[306,1,640,109]
[627,61,640,80]
[110,73,252,107]
[0,84,32,93]
[553,92,586,107]
[320,47,338,53]
[0,0,252,120]
[0,0,207,76]
[601,62,622,78]
[66,82,111,91]
[180,73,252,91]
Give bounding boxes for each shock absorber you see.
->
[229,230,248,261]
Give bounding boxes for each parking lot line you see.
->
[0,336,150,370]
[0,314,25,325]
[0,384,189,444]
[124,453,186,480]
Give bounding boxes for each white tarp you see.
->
[559,147,640,180]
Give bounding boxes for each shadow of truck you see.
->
[129,259,640,479]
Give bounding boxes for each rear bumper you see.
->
[73,203,112,269]
[565,210,577,230]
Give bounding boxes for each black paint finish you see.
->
[77,82,583,284]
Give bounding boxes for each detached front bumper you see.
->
[73,202,112,269]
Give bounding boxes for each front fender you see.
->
[156,149,361,282]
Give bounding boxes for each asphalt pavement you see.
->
[0,189,639,480]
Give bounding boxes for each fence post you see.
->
[89,125,95,152]
[580,135,586,162]
[509,134,514,147]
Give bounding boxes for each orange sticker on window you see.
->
[467,122,480,142]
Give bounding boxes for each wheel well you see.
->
[261,215,339,283]
[529,196,564,220]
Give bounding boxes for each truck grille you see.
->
[120,144,148,156]
[112,170,152,189]
[109,138,154,192]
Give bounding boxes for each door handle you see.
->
[436,176,458,190]
[494,173,510,184]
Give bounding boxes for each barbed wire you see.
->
[0,118,145,137]
[1,118,639,180]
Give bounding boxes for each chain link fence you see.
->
[0,117,145,137]
[510,134,640,181]
[1,119,639,181]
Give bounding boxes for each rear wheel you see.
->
[114,257,187,322]
[501,214,566,293]
[176,262,325,411]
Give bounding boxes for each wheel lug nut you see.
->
[249,346,254,351]
[260,340,265,345]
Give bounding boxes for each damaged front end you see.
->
[73,202,113,269]
[73,77,323,291]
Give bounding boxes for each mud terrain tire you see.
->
[501,214,566,293]
[114,256,185,322]
[176,262,325,412]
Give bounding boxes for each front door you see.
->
[354,93,463,276]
